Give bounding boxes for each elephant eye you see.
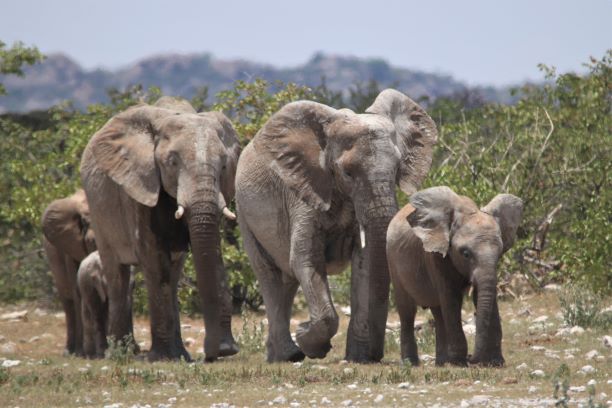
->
[460,248,471,259]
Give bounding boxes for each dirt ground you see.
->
[0,291,610,407]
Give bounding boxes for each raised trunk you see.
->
[187,201,222,361]
[472,272,504,366]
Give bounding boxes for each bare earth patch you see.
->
[0,292,610,407]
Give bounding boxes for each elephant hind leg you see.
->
[395,291,419,366]
[431,307,450,366]
[241,224,303,363]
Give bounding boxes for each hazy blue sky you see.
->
[1,0,610,86]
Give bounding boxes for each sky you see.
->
[1,0,610,86]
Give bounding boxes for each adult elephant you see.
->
[235,89,437,362]
[80,97,240,361]
[42,189,97,356]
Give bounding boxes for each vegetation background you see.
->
[0,41,610,318]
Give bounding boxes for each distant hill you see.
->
[0,52,516,113]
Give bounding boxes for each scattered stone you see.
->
[543,283,561,291]
[340,400,353,406]
[346,384,357,390]
[602,335,612,348]
[338,359,348,365]
[454,379,472,386]
[587,379,597,386]
[569,326,585,335]
[518,307,531,317]
[398,382,410,389]
[516,363,529,371]
[386,321,400,330]
[292,362,303,368]
[528,386,538,393]
[1,341,16,353]
[544,350,560,360]
[463,324,476,335]
[530,369,545,377]
[374,394,384,403]
[33,308,48,316]
[183,337,196,347]
[421,354,435,363]
[29,336,40,343]
[312,364,328,370]
[569,386,586,393]
[272,396,287,405]
[289,402,300,407]
[579,365,596,374]
[0,310,27,321]
[103,404,122,408]
[100,366,109,371]
[340,306,351,316]
[532,315,548,323]
[460,400,470,408]
[502,377,518,384]
[343,367,354,375]
[1,359,20,367]
[555,328,571,337]
[530,346,545,351]
[585,350,599,360]
[320,397,332,405]
[470,395,491,405]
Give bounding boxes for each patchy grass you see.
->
[0,291,610,407]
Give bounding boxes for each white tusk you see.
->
[175,205,185,219]
[222,207,236,221]
[359,224,366,249]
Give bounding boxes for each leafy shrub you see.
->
[558,285,612,329]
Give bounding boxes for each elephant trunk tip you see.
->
[175,205,185,219]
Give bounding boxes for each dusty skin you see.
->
[0,291,610,407]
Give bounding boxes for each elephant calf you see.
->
[387,186,522,367]
[77,251,108,358]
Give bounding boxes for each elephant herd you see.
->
[41,91,523,368]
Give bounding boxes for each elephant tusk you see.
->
[222,206,236,221]
[359,224,366,249]
[175,205,185,219]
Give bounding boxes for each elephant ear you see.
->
[42,191,89,261]
[88,105,170,207]
[366,89,438,195]
[406,186,459,257]
[481,194,523,253]
[154,96,197,114]
[254,101,336,211]
[200,111,242,201]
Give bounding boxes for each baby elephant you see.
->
[77,251,109,358]
[387,186,522,367]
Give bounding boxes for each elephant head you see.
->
[42,189,96,261]
[407,186,523,365]
[254,89,437,361]
[85,96,240,358]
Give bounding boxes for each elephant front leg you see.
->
[438,287,468,366]
[103,261,136,351]
[216,252,239,358]
[291,226,339,360]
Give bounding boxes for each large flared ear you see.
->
[42,190,90,261]
[366,89,438,195]
[407,186,460,257]
[481,194,523,253]
[154,96,197,114]
[88,105,171,207]
[200,111,242,202]
[254,101,336,211]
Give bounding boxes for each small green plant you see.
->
[552,364,570,407]
[236,309,266,354]
[558,285,612,329]
[106,334,137,365]
[0,366,9,385]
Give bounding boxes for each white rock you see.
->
[569,386,586,393]
[460,400,470,408]
[585,350,599,360]
[516,363,529,370]
[312,364,328,370]
[28,336,40,343]
[579,365,596,374]
[292,362,302,368]
[544,350,560,360]
[470,395,491,404]
[555,327,571,337]
[569,326,585,335]
[1,341,16,353]
[289,403,300,407]
[340,400,353,407]
[0,310,28,321]
[320,397,332,405]
[528,386,538,393]
[518,307,531,317]
[533,315,548,323]
[587,379,597,386]
[398,382,410,389]
[463,324,476,335]
[374,394,384,403]
[272,396,287,405]
[1,359,20,367]
[386,321,401,330]
[602,335,612,348]
[530,346,545,351]
[100,366,109,371]
[346,384,357,390]
[543,283,561,291]
[530,369,545,377]
[340,306,351,316]
[421,354,435,362]
[362,387,372,394]
[342,367,354,375]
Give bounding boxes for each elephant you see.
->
[386,186,523,366]
[77,251,108,358]
[41,189,97,356]
[235,89,438,362]
[80,96,241,362]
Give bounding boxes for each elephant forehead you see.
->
[454,212,502,244]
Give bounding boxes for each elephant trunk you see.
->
[187,200,222,361]
[472,269,504,366]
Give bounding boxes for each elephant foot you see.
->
[296,320,334,359]
[469,353,504,367]
[403,356,420,367]
[147,344,192,362]
[219,339,240,358]
[445,356,468,367]
[345,340,380,363]
[267,340,305,363]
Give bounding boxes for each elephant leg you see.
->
[81,289,106,358]
[431,307,449,366]
[215,251,239,358]
[141,250,190,362]
[438,286,468,366]
[395,290,419,366]
[65,257,84,356]
[346,246,370,362]
[291,224,338,360]
[241,224,303,362]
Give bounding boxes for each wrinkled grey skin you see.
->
[80,97,240,362]
[387,186,523,367]
[77,251,108,358]
[42,189,97,356]
[235,89,437,362]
